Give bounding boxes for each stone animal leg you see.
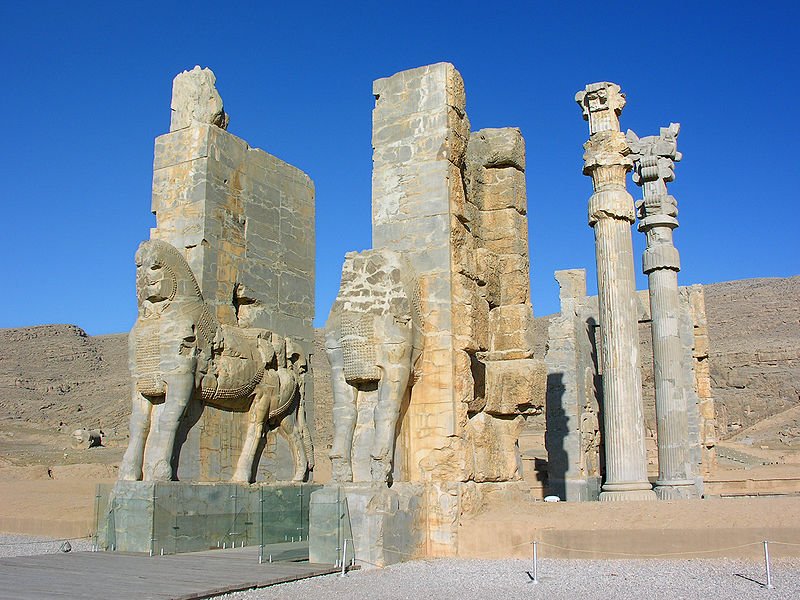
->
[233,373,277,483]
[328,355,357,482]
[279,411,308,482]
[371,359,410,482]
[143,373,194,481]
[119,390,153,481]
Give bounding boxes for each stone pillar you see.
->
[575,82,655,501]
[628,124,697,499]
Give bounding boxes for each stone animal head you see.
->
[135,239,203,311]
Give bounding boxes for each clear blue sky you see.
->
[2,2,798,335]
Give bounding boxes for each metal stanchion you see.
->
[529,540,539,584]
[763,541,774,589]
[340,539,349,577]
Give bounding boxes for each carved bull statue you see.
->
[118,239,312,483]
[324,249,422,484]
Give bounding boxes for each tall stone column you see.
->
[628,124,697,499]
[575,83,655,501]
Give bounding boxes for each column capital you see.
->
[627,123,682,222]
[576,82,626,134]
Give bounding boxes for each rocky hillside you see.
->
[0,325,129,437]
[705,277,800,439]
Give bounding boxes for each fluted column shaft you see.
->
[629,124,696,499]
[577,83,655,502]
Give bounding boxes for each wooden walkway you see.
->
[0,547,337,600]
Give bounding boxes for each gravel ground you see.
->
[220,557,800,600]
[0,533,93,558]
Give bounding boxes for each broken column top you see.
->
[575,82,626,135]
[627,123,682,182]
[170,65,229,132]
[555,269,587,303]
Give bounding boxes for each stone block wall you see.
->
[370,64,543,487]
[151,125,315,344]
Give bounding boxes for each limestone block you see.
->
[475,208,529,255]
[467,128,526,171]
[471,167,527,213]
[415,432,468,482]
[466,412,524,482]
[70,428,103,449]
[485,358,546,416]
[475,248,499,306]
[450,217,479,282]
[424,482,461,556]
[451,273,489,352]
[497,254,530,306]
[488,304,535,360]
[170,66,229,132]
[555,269,588,305]
[454,349,486,414]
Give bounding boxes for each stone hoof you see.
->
[370,457,391,483]
[150,460,173,481]
[231,471,251,484]
[331,459,353,483]
[291,465,307,482]
[117,465,140,481]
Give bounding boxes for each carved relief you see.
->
[119,239,313,483]
[324,249,422,484]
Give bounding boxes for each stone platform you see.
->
[0,547,336,600]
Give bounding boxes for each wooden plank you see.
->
[0,551,337,600]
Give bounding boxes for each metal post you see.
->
[529,540,539,584]
[764,541,774,589]
[340,539,349,577]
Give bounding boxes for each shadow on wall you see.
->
[545,372,568,500]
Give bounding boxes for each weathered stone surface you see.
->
[630,123,696,499]
[487,304,535,360]
[120,69,316,485]
[466,127,525,171]
[544,269,602,501]
[169,66,229,132]
[371,63,469,483]
[309,483,426,567]
[70,428,103,449]
[466,413,524,482]
[151,122,315,344]
[485,359,546,416]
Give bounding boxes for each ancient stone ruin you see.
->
[312,63,546,565]
[95,62,785,566]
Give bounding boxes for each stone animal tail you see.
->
[298,389,315,469]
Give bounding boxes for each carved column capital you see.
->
[577,82,635,226]
[576,82,626,134]
[628,123,682,223]
[629,123,682,272]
